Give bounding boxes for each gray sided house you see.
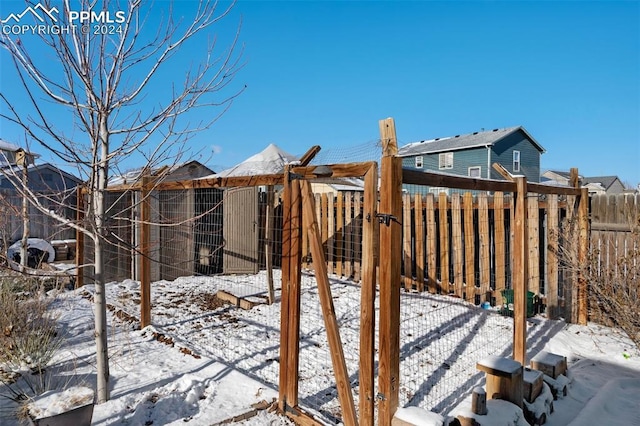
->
[398,126,545,193]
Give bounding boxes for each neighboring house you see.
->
[398,126,545,193]
[109,159,214,185]
[0,163,82,192]
[541,170,626,195]
[0,139,82,242]
[581,176,626,195]
[540,170,575,187]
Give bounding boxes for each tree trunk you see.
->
[94,118,111,403]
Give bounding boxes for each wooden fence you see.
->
[590,193,639,265]
[300,189,581,314]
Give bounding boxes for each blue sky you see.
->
[1,1,639,185]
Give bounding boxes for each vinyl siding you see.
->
[402,146,489,178]
[490,130,541,182]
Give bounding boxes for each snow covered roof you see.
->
[109,160,213,186]
[211,144,298,178]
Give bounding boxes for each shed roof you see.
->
[398,126,545,157]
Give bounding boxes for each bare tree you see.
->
[0,0,243,402]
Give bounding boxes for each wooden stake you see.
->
[463,193,475,302]
[140,175,151,328]
[378,118,402,426]
[426,194,437,293]
[402,193,413,291]
[494,192,506,305]
[415,194,425,292]
[451,193,463,297]
[301,181,358,426]
[513,177,528,365]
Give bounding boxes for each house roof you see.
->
[212,144,298,178]
[582,176,621,190]
[0,163,82,185]
[398,126,545,157]
[544,170,573,179]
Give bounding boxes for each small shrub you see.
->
[0,276,63,372]
[0,275,67,421]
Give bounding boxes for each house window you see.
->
[415,156,424,169]
[513,150,521,172]
[439,152,453,169]
[468,166,481,178]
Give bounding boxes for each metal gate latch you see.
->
[375,213,401,226]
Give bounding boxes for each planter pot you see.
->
[29,402,94,426]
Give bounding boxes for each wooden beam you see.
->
[140,175,151,328]
[150,174,285,192]
[359,164,378,426]
[527,182,581,196]
[298,145,322,166]
[378,118,402,426]
[513,177,528,366]
[301,181,358,426]
[291,162,375,180]
[492,163,514,181]
[403,168,515,193]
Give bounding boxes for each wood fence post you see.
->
[75,186,84,288]
[265,186,276,304]
[378,118,402,426]
[577,187,589,325]
[140,176,151,328]
[278,167,292,412]
[359,163,378,426]
[286,176,303,408]
[513,176,528,366]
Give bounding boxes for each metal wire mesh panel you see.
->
[296,277,363,423]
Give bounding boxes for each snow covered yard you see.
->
[1,271,639,425]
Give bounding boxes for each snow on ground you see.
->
[1,271,639,425]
